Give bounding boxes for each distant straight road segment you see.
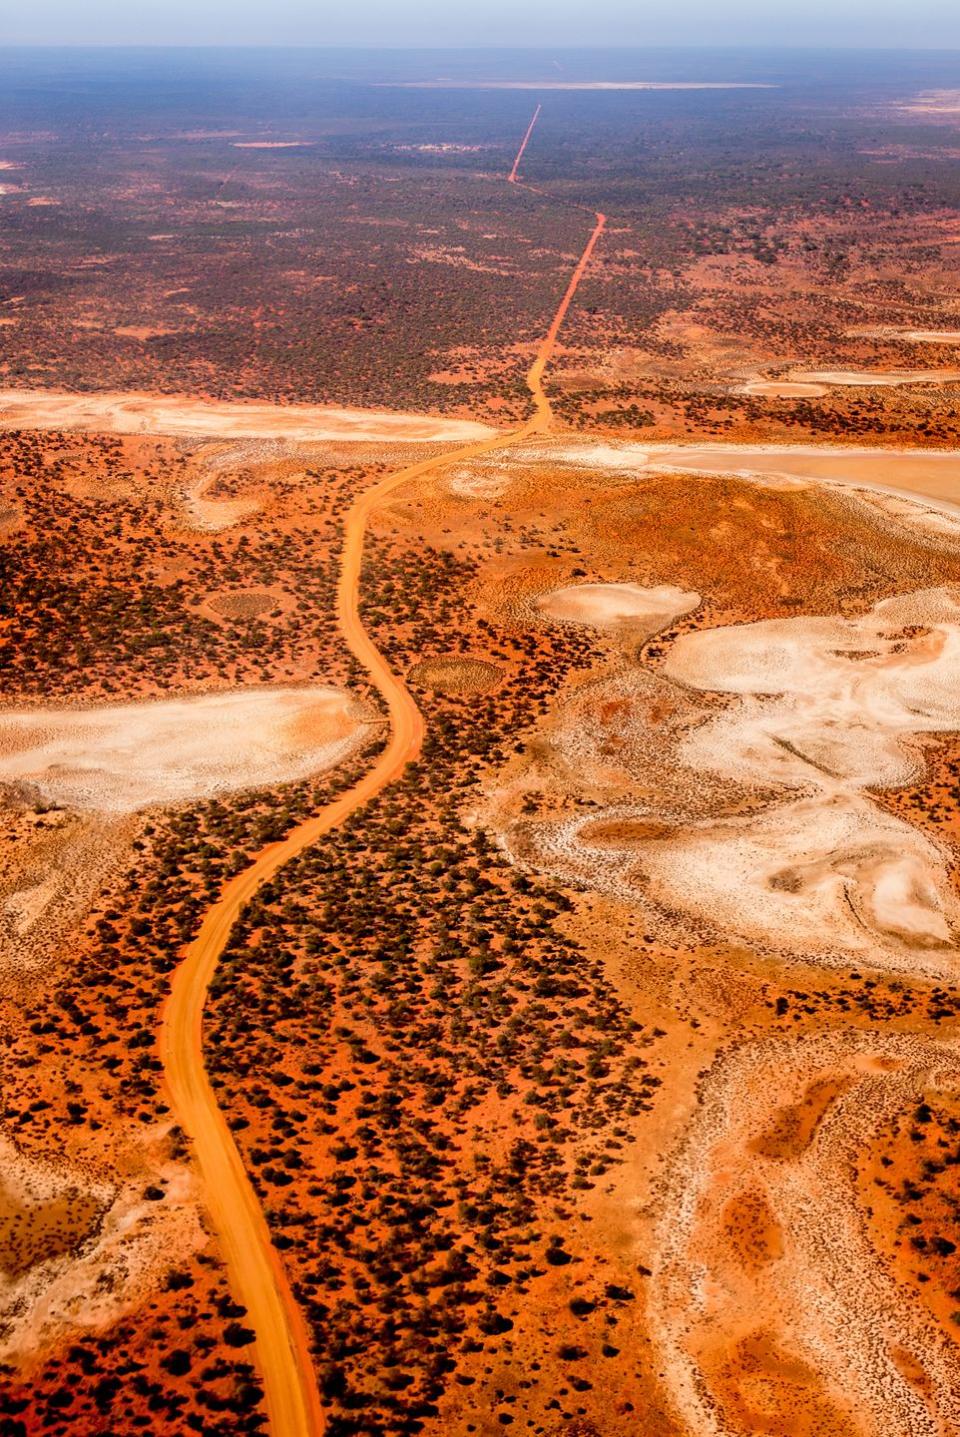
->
[509,103,541,183]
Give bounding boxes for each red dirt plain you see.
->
[7,45,960,1437]
[9,433,960,1435]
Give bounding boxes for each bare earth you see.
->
[0,389,498,444]
[537,580,699,631]
[652,1030,960,1437]
[0,1136,203,1366]
[743,380,829,397]
[847,327,960,344]
[657,588,960,975]
[744,371,960,397]
[0,687,373,812]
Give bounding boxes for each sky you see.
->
[5,0,960,49]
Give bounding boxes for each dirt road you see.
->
[159,431,545,1437]
[526,209,606,421]
[159,112,607,1437]
[508,103,541,182]
[159,431,522,1437]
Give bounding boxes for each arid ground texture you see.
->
[7,43,960,1437]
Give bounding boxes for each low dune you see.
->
[0,686,373,813]
[0,389,498,444]
[536,581,699,631]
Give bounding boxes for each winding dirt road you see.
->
[159,111,606,1437]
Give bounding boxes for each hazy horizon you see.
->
[6,1,960,50]
[7,41,960,52]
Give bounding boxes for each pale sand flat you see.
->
[0,388,498,444]
[0,686,374,813]
[537,580,699,629]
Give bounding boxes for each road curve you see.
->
[159,155,606,1437]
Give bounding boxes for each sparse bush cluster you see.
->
[1,431,377,701]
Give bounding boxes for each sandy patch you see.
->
[854,488,960,542]
[644,588,960,973]
[545,442,650,470]
[665,588,960,790]
[114,325,178,341]
[0,1137,203,1364]
[520,789,959,978]
[496,577,960,978]
[0,686,373,813]
[178,437,323,527]
[182,467,260,531]
[897,330,960,344]
[848,327,960,344]
[447,465,514,499]
[638,795,958,972]
[536,581,699,631]
[742,380,827,398]
[0,806,136,970]
[0,389,498,445]
[790,369,960,388]
[0,500,23,533]
[897,90,960,115]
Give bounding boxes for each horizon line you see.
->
[5,41,960,54]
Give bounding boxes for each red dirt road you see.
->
[160,108,606,1437]
[527,208,607,422]
[508,102,542,182]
